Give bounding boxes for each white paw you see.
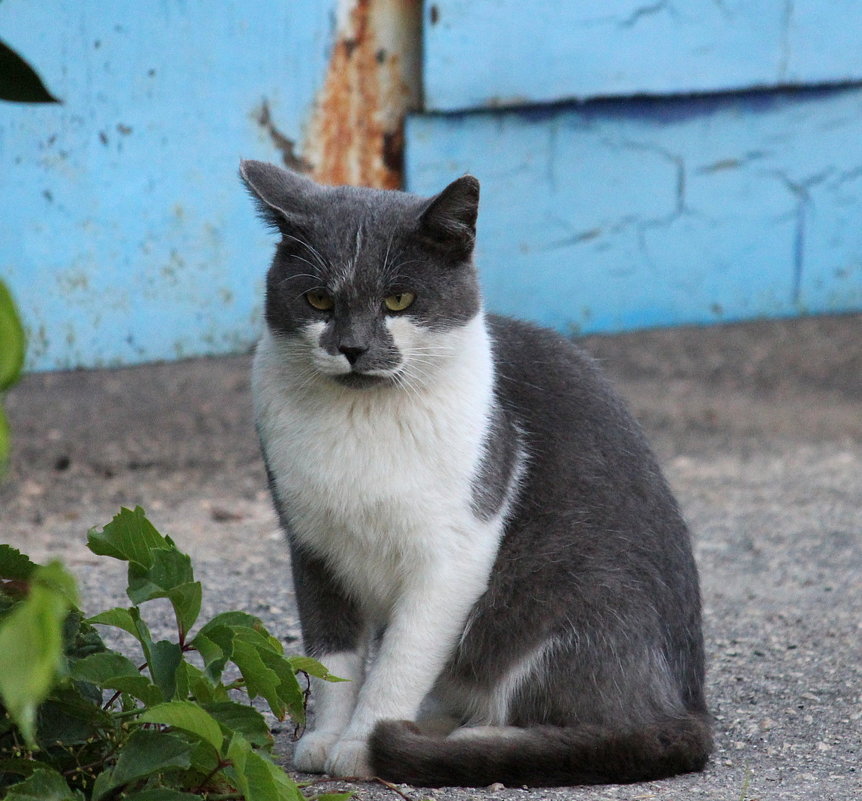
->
[324,737,373,778]
[293,730,341,773]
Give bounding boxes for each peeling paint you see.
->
[303,0,422,188]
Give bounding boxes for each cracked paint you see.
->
[407,86,862,333]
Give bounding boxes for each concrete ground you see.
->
[1,314,860,801]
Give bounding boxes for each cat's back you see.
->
[486,313,646,462]
[486,312,693,571]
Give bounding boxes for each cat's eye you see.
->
[383,292,416,312]
[306,291,334,311]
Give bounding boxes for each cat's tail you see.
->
[369,714,712,787]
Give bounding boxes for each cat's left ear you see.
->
[239,159,317,235]
[417,175,480,262]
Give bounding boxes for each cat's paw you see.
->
[324,737,372,778]
[293,730,340,773]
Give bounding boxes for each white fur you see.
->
[254,312,513,777]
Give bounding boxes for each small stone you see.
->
[487,783,505,791]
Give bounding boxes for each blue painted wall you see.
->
[1,0,334,370]
[423,1,862,109]
[406,87,862,333]
[2,1,861,370]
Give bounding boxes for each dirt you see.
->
[1,313,860,800]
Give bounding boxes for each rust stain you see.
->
[305,0,422,189]
[256,100,313,173]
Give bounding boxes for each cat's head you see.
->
[241,160,482,390]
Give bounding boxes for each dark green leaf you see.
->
[92,729,192,800]
[86,507,168,567]
[148,640,182,701]
[232,622,283,654]
[191,625,234,682]
[203,701,273,749]
[3,767,80,800]
[0,40,60,103]
[195,609,268,640]
[226,732,304,801]
[258,647,306,724]
[100,675,163,707]
[122,790,202,801]
[62,610,107,659]
[127,547,194,602]
[69,651,139,683]
[35,685,113,747]
[140,701,224,753]
[0,544,37,581]
[231,639,285,719]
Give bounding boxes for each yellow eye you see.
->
[306,291,334,311]
[383,292,416,312]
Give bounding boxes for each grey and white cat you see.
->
[241,160,712,787]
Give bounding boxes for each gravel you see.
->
[1,313,860,800]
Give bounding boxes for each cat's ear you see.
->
[417,175,480,261]
[239,159,317,235]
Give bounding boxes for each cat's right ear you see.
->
[239,160,316,235]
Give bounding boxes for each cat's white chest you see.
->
[253,321,496,614]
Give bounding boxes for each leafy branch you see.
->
[0,507,348,801]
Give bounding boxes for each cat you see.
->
[240,159,712,787]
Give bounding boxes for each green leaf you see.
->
[85,606,143,640]
[140,701,225,754]
[69,651,140,683]
[0,278,26,392]
[258,646,306,724]
[195,609,267,638]
[203,701,273,749]
[0,563,76,745]
[232,622,284,654]
[0,544,38,581]
[288,655,347,682]
[231,638,285,719]
[91,729,192,801]
[62,610,106,660]
[0,40,60,103]
[36,685,113,747]
[86,507,168,567]
[3,767,81,801]
[127,549,201,634]
[100,675,162,706]
[148,639,182,701]
[226,732,304,801]
[126,548,194,602]
[191,625,234,682]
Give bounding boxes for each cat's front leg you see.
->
[288,540,366,773]
[294,651,365,772]
[325,552,495,778]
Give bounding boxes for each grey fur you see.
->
[242,160,711,786]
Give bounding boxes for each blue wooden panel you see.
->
[424,0,862,111]
[0,0,335,370]
[405,87,862,334]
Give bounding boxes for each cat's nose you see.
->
[339,344,367,366]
